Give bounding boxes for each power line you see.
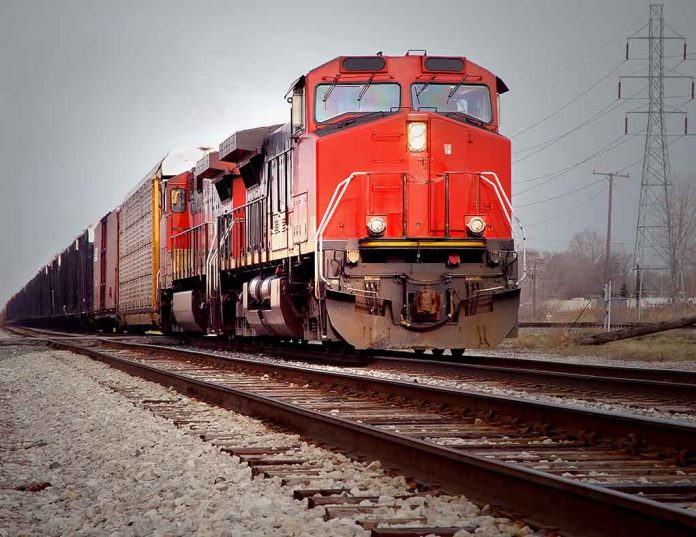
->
[514,13,647,93]
[512,67,649,156]
[527,236,635,245]
[524,184,608,228]
[513,60,688,160]
[512,69,690,191]
[515,133,640,193]
[620,94,693,99]
[513,97,626,159]
[520,135,688,233]
[516,132,687,208]
[516,134,630,186]
[512,85,643,163]
[617,155,644,175]
[599,134,685,180]
[514,178,605,208]
[510,61,625,139]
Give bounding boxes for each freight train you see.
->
[3,52,525,355]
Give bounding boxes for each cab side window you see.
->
[170,188,186,213]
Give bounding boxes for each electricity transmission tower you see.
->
[622,4,691,305]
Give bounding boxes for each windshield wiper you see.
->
[446,77,466,104]
[357,76,374,103]
[317,111,388,132]
[335,110,386,128]
[322,76,340,104]
[415,76,436,104]
[445,111,485,127]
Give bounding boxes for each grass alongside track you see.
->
[503,328,696,362]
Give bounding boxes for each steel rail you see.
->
[8,324,695,383]
[6,325,695,402]
[351,355,696,402]
[96,339,696,450]
[184,337,696,401]
[2,325,170,343]
[42,337,695,537]
[180,332,696,385]
[421,352,696,384]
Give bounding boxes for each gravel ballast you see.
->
[0,345,534,537]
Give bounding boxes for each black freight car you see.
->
[60,229,94,321]
[4,229,94,329]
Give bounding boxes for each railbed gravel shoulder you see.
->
[0,346,535,537]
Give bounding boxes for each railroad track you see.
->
[0,325,170,344]
[6,325,695,416]
[183,338,696,420]
[12,332,691,537]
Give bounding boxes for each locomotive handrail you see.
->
[443,170,526,284]
[206,227,219,299]
[170,222,208,240]
[171,222,210,281]
[314,171,372,299]
[207,214,236,301]
[479,171,527,285]
[315,170,421,298]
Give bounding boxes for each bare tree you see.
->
[568,230,605,264]
[670,174,696,295]
[611,249,633,289]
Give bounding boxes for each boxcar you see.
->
[93,209,119,329]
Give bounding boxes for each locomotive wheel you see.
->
[450,349,465,358]
[431,349,445,357]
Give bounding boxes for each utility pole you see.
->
[593,171,628,332]
[593,171,630,285]
[636,264,642,320]
[532,255,537,319]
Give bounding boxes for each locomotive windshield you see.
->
[315,83,400,122]
[411,82,492,123]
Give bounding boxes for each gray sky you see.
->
[1,0,694,306]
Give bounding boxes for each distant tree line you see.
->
[522,174,696,308]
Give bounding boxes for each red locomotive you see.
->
[4,52,524,355]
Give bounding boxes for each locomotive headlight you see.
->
[407,122,427,152]
[467,216,486,236]
[367,216,386,236]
